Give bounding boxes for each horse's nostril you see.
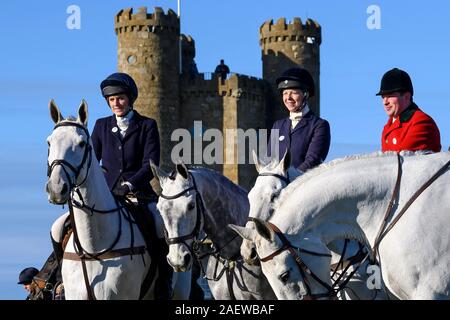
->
[183,254,191,267]
[61,184,68,194]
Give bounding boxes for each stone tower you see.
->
[115,7,180,169]
[112,7,322,190]
[260,18,322,123]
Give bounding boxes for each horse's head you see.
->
[151,161,200,272]
[230,218,332,300]
[46,99,90,204]
[242,150,301,265]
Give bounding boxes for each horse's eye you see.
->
[187,202,195,211]
[79,141,86,148]
[270,192,280,203]
[280,270,290,283]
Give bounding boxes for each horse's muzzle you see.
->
[46,181,69,204]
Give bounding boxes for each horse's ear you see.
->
[253,219,275,242]
[49,99,63,124]
[176,161,189,180]
[150,160,169,183]
[279,149,291,173]
[77,99,88,126]
[228,224,257,242]
[252,150,262,173]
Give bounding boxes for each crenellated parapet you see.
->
[180,73,266,101]
[181,34,196,58]
[259,17,321,46]
[115,7,179,35]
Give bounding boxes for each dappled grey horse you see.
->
[151,162,276,300]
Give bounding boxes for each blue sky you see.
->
[0,0,448,299]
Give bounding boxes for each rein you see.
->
[372,155,450,263]
[160,172,244,297]
[48,122,147,300]
[259,221,337,300]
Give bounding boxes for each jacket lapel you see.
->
[108,116,123,141]
[383,117,402,139]
[122,112,141,142]
[291,112,311,135]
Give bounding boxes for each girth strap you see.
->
[63,246,146,261]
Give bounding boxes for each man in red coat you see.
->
[376,68,441,153]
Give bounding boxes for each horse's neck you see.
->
[272,157,399,248]
[194,170,249,258]
[71,157,119,251]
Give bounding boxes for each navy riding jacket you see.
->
[268,111,331,172]
[91,111,160,197]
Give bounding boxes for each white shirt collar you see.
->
[289,104,310,121]
[115,110,134,134]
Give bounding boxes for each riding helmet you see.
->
[376,68,414,96]
[100,72,138,103]
[276,67,315,97]
[18,267,39,285]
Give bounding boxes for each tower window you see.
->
[127,55,137,64]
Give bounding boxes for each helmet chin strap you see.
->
[296,91,309,113]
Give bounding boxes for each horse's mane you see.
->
[189,166,248,195]
[277,150,431,204]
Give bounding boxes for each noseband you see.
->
[255,220,337,300]
[159,174,205,249]
[47,122,92,191]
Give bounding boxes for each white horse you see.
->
[151,162,276,300]
[46,100,190,299]
[242,151,388,300]
[232,151,450,300]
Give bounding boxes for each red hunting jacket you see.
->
[382,103,441,153]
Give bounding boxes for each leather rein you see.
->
[48,122,146,300]
[252,153,449,299]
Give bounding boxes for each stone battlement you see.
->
[115,7,179,34]
[181,73,266,101]
[259,17,321,45]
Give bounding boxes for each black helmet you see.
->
[276,67,315,97]
[18,267,39,285]
[376,68,413,96]
[100,72,138,103]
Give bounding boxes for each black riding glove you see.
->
[113,184,131,197]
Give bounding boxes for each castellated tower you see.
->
[112,7,321,190]
[115,7,180,170]
[260,18,322,123]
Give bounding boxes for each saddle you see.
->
[28,252,62,300]
[121,198,160,299]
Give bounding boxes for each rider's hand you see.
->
[113,184,131,197]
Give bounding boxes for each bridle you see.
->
[159,172,240,281]
[257,171,291,185]
[47,122,93,190]
[159,174,205,249]
[246,171,291,225]
[255,219,338,300]
[47,121,145,300]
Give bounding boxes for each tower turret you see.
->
[260,17,322,121]
[115,7,180,169]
